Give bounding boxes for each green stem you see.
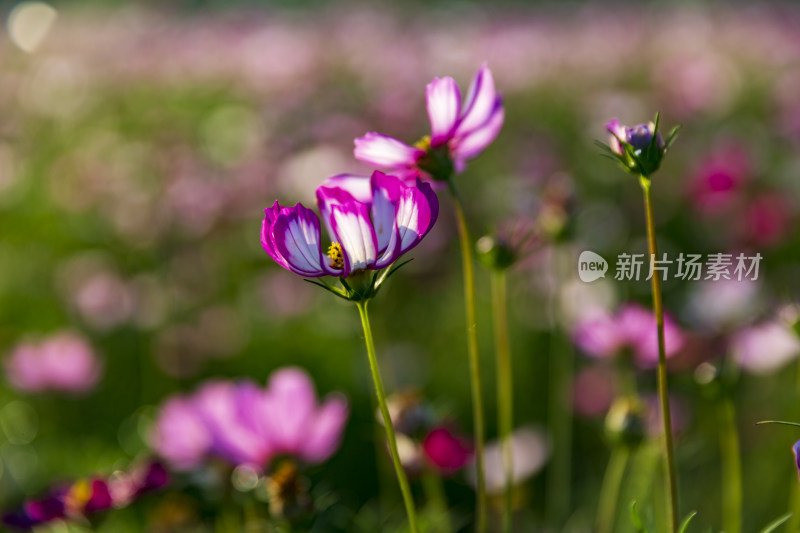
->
[640,175,679,533]
[447,179,487,533]
[491,269,514,533]
[718,395,742,533]
[546,247,574,529]
[356,301,419,533]
[596,446,630,533]
[422,470,452,533]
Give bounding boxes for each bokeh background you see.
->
[2,1,800,531]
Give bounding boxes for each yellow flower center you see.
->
[327,243,344,270]
[66,479,92,513]
[413,135,431,151]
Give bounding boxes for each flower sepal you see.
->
[305,259,413,303]
[415,140,455,182]
[599,113,679,178]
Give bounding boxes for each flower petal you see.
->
[270,204,332,277]
[320,173,373,204]
[354,132,423,169]
[452,102,504,162]
[260,367,317,454]
[329,201,378,274]
[151,395,212,471]
[370,171,404,258]
[454,64,499,139]
[394,178,439,257]
[426,76,461,146]
[300,393,349,464]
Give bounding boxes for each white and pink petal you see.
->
[354,132,423,169]
[426,76,461,146]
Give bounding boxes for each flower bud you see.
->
[604,115,675,177]
[476,235,516,271]
[604,396,646,448]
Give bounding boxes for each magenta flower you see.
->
[261,171,438,293]
[150,367,349,471]
[572,304,685,368]
[4,332,103,395]
[794,441,800,483]
[354,64,504,180]
[422,426,473,475]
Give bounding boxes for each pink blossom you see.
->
[150,367,348,471]
[730,321,800,374]
[4,332,103,394]
[572,304,685,368]
[422,426,473,475]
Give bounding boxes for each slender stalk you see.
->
[640,176,679,533]
[447,179,487,533]
[422,470,452,533]
[718,395,742,533]
[596,446,631,533]
[491,269,514,533]
[546,247,573,528]
[356,301,419,533]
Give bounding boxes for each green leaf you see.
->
[756,420,800,429]
[760,513,792,533]
[678,511,698,533]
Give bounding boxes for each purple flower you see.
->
[4,332,103,395]
[354,64,504,180]
[261,171,438,282]
[150,367,349,470]
[603,116,674,177]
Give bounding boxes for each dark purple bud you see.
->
[136,461,170,495]
[84,480,113,513]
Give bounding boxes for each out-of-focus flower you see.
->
[3,460,167,531]
[261,171,438,289]
[572,365,618,417]
[422,426,473,475]
[150,367,348,471]
[604,396,646,447]
[687,143,750,214]
[572,304,685,368]
[468,427,549,495]
[354,64,504,180]
[685,278,763,331]
[738,193,795,248]
[730,321,800,374]
[603,116,675,177]
[476,218,541,272]
[4,332,103,395]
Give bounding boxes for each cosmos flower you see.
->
[422,426,473,475]
[150,367,349,470]
[261,171,438,286]
[354,64,504,180]
[4,332,103,395]
[467,427,549,494]
[572,304,685,368]
[730,321,800,374]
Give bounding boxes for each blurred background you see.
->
[2,1,800,531]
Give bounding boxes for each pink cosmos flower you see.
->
[150,367,349,471]
[354,64,504,179]
[4,332,103,395]
[730,321,800,375]
[261,171,438,280]
[572,304,685,368]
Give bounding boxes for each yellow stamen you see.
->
[413,135,431,151]
[327,242,344,270]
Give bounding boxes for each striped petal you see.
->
[395,178,439,256]
[269,204,332,277]
[452,101,504,162]
[453,63,500,139]
[354,132,423,169]
[426,76,461,146]
[329,201,378,275]
[320,173,373,204]
[370,171,403,260]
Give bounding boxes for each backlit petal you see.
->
[270,204,331,277]
[329,202,378,274]
[354,132,423,169]
[426,76,461,146]
[454,64,499,139]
